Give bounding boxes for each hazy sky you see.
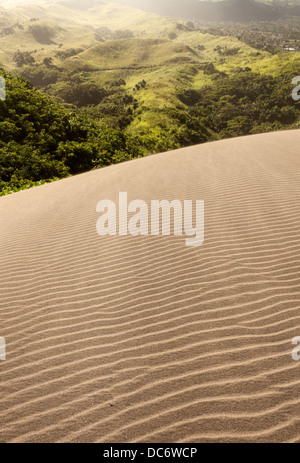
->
[0,0,294,8]
[0,0,48,5]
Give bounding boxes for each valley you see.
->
[0,0,299,194]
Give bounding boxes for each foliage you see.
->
[13,51,35,67]
[0,69,144,196]
[177,70,300,138]
[59,82,108,107]
[28,24,57,44]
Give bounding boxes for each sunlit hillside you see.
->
[0,0,299,194]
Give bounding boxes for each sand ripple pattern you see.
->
[0,131,300,443]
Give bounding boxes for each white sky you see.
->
[0,0,293,9]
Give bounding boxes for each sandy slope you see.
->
[0,130,300,443]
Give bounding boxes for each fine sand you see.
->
[0,130,300,443]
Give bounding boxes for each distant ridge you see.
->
[1,0,300,21]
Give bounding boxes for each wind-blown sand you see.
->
[0,130,300,443]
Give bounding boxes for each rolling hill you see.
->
[0,0,299,195]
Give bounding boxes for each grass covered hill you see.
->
[1,62,299,196]
[0,1,299,196]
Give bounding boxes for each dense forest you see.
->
[199,18,300,53]
[0,70,144,195]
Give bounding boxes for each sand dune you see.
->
[0,130,300,443]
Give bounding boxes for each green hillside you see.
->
[0,1,299,195]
